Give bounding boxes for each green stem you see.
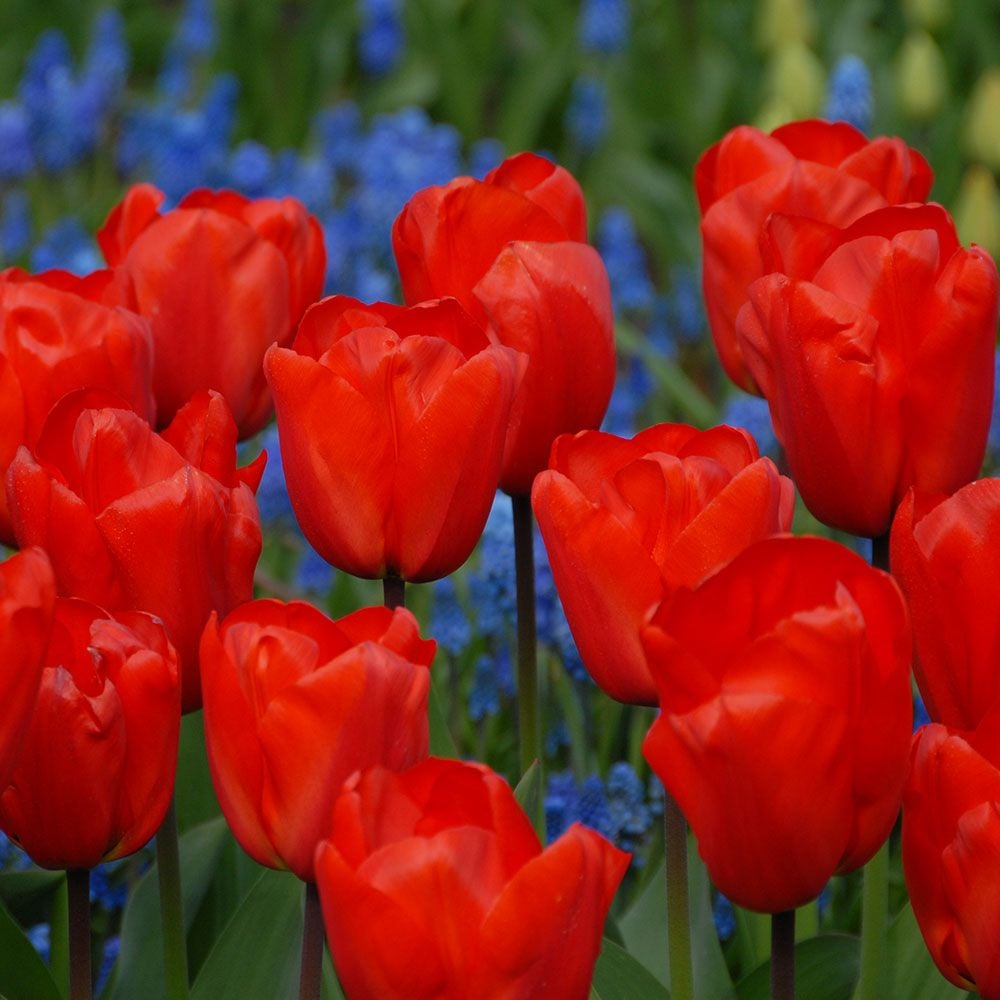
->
[512,495,541,780]
[771,909,795,1000]
[664,792,694,1000]
[157,797,189,1000]
[67,868,91,1000]
[298,882,324,1000]
[383,574,406,609]
[854,840,889,1000]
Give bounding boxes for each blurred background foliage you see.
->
[0,1,995,996]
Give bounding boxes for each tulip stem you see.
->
[771,909,795,1000]
[383,574,406,609]
[156,797,189,1000]
[664,792,694,1000]
[299,882,324,1000]
[67,868,91,1000]
[512,495,542,823]
[854,840,889,1000]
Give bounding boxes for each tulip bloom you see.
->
[0,597,179,870]
[7,390,263,712]
[201,600,435,881]
[736,203,998,537]
[696,118,933,391]
[0,547,55,790]
[532,423,794,705]
[903,719,1000,998]
[315,758,629,999]
[0,267,155,544]
[643,536,912,913]
[265,296,525,582]
[392,152,615,495]
[98,183,325,437]
[891,480,1000,730]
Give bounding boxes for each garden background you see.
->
[0,0,997,997]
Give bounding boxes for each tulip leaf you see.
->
[104,817,229,1000]
[733,933,859,999]
[0,895,62,1000]
[619,848,733,999]
[190,868,343,1000]
[428,678,459,758]
[886,903,972,999]
[513,760,543,838]
[590,937,669,999]
[0,869,64,926]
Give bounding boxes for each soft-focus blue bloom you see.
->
[721,392,779,459]
[855,536,874,562]
[545,771,578,842]
[468,651,504,721]
[270,151,334,214]
[468,137,505,179]
[988,350,1000,456]
[228,140,273,195]
[579,0,631,54]
[545,721,571,756]
[565,76,608,153]
[713,893,736,941]
[30,218,101,275]
[252,426,294,524]
[913,695,930,731]
[578,775,614,838]
[0,190,32,261]
[295,545,335,595]
[96,936,120,993]
[0,102,35,180]
[647,773,665,817]
[0,831,32,870]
[90,862,127,911]
[429,577,471,656]
[315,101,364,174]
[27,923,50,962]
[82,9,129,113]
[468,497,517,640]
[177,0,217,58]
[824,55,873,134]
[606,761,652,856]
[597,207,655,315]
[666,265,705,344]
[358,0,405,76]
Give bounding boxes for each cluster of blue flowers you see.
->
[544,761,657,862]
[824,55,874,134]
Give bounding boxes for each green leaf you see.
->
[190,868,343,1000]
[0,870,64,926]
[886,903,972,999]
[734,934,860,1000]
[619,848,732,1000]
[105,817,229,1000]
[513,760,541,814]
[174,712,223,833]
[591,937,669,1000]
[428,677,458,758]
[0,895,62,1000]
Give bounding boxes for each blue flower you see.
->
[27,923,50,962]
[228,140,274,195]
[315,101,363,174]
[468,137,505,179]
[468,652,502,722]
[90,862,128,911]
[720,392,779,459]
[579,0,631,55]
[96,936,121,994]
[713,893,736,942]
[30,218,102,275]
[270,151,334,214]
[824,55,873,135]
[597,208,654,316]
[295,546,335,595]
[565,76,608,153]
[545,771,578,842]
[0,190,32,261]
[252,426,294,525]
[665,265,705,343]
[577,775,614,838]
[467,497,516,640]
[429,577,471,656]
[0,103,35,180]
[82,9,129,113]
[177,0,217,58]
[913,695,930,732]
[358,0,405,76]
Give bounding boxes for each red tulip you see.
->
[643,536,912,913]
[736,203,998,537]
[0,547,55,791]
[0,266,154,544]
[200,600,435,881]
[532,423,794,705]
[7,390,263,712]
[315,758,629,999]
[98,183,326,437]
[264,296,525,581]
[0,597,179,870]
[891,480,1000,730]
[902,718,1000,998]
[392,152,615,495]
[696,118,933,392]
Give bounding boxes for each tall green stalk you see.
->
[157,797,189,1000]
[664,792,693,1000]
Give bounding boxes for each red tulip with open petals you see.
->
[0,547,55,791]
[392,152,614,495]
[315,758,629,999]
[201,600,434,881]
[532,423,794,705]
[736,203,998,537]
[643,536,912,913]
[265,295,524,582]
[0,598,179,870]
[98,183,325,437]
[696,119,933,391]
[6,390,263,711]
[0,266,154,544]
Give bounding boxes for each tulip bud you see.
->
[896,30,948,121]
[901,0,951,31]
[767,42,826,120]
[953,165,1000,266]
[965,69,1000,171]
[754,0,813,51]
